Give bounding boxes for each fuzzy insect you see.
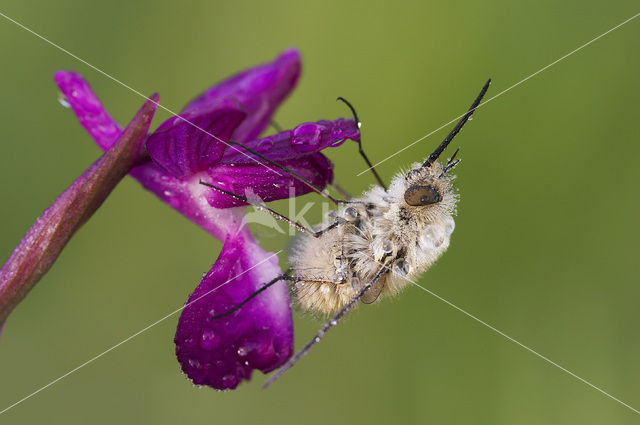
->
[201,79,491,388]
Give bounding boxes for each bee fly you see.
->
[201,79,491,388]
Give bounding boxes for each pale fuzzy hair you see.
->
[289,160,457,315]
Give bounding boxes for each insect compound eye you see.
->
[404,185,442,206]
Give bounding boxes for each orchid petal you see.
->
[184,49,301,143]
[220,118,360,164]
[145,104,246,178]
[174,231,292,390]
[54,71,123,151]
[202,153,333,208]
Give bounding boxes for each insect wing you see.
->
[356,275,385,304]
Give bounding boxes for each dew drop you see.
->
[421,226,444,249]
[291,123,323,153]
[188,358,202,369]
[444,216,455,236]
[330,320,338,326]
[163,190,181,208]
[350,277,361,291]
[344,207,358,221]
[57,93,71,108]
[382,239,394,254]
[200,329,220,351]
[222,374,237,386]
[393,259,411,277]
[468,115,474,121]
[257,138,274,153]
[237,346,248,357]
[96,123,118,135]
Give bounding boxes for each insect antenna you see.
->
[441,159,462,175]
[337,97,387,190]
[262,264,390,389]
[446,147,460,166]
[439,148,462,176]
[423,78,491,168]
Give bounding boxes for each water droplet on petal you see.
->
[222,374,237,387]
[329,126,346,146]
[237,346,248,357]
[163,190,181,208]
[291,123,324,153]
[350,277,361,291]
[257,138,274,153]
[200,329,220,351]
[188,358,202,369]
[57,93,71,108]
[97,123,118,136]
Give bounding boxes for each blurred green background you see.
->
[1,1,639,424]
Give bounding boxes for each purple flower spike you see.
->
[175,230,293,390]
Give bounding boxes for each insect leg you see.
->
[199,180,347,238]
[336,97,387,190]
[210,271,301,319]
[262,264,390,389]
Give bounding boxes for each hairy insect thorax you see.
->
[290,161,458,315]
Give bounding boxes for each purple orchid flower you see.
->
[54,49,361,390]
